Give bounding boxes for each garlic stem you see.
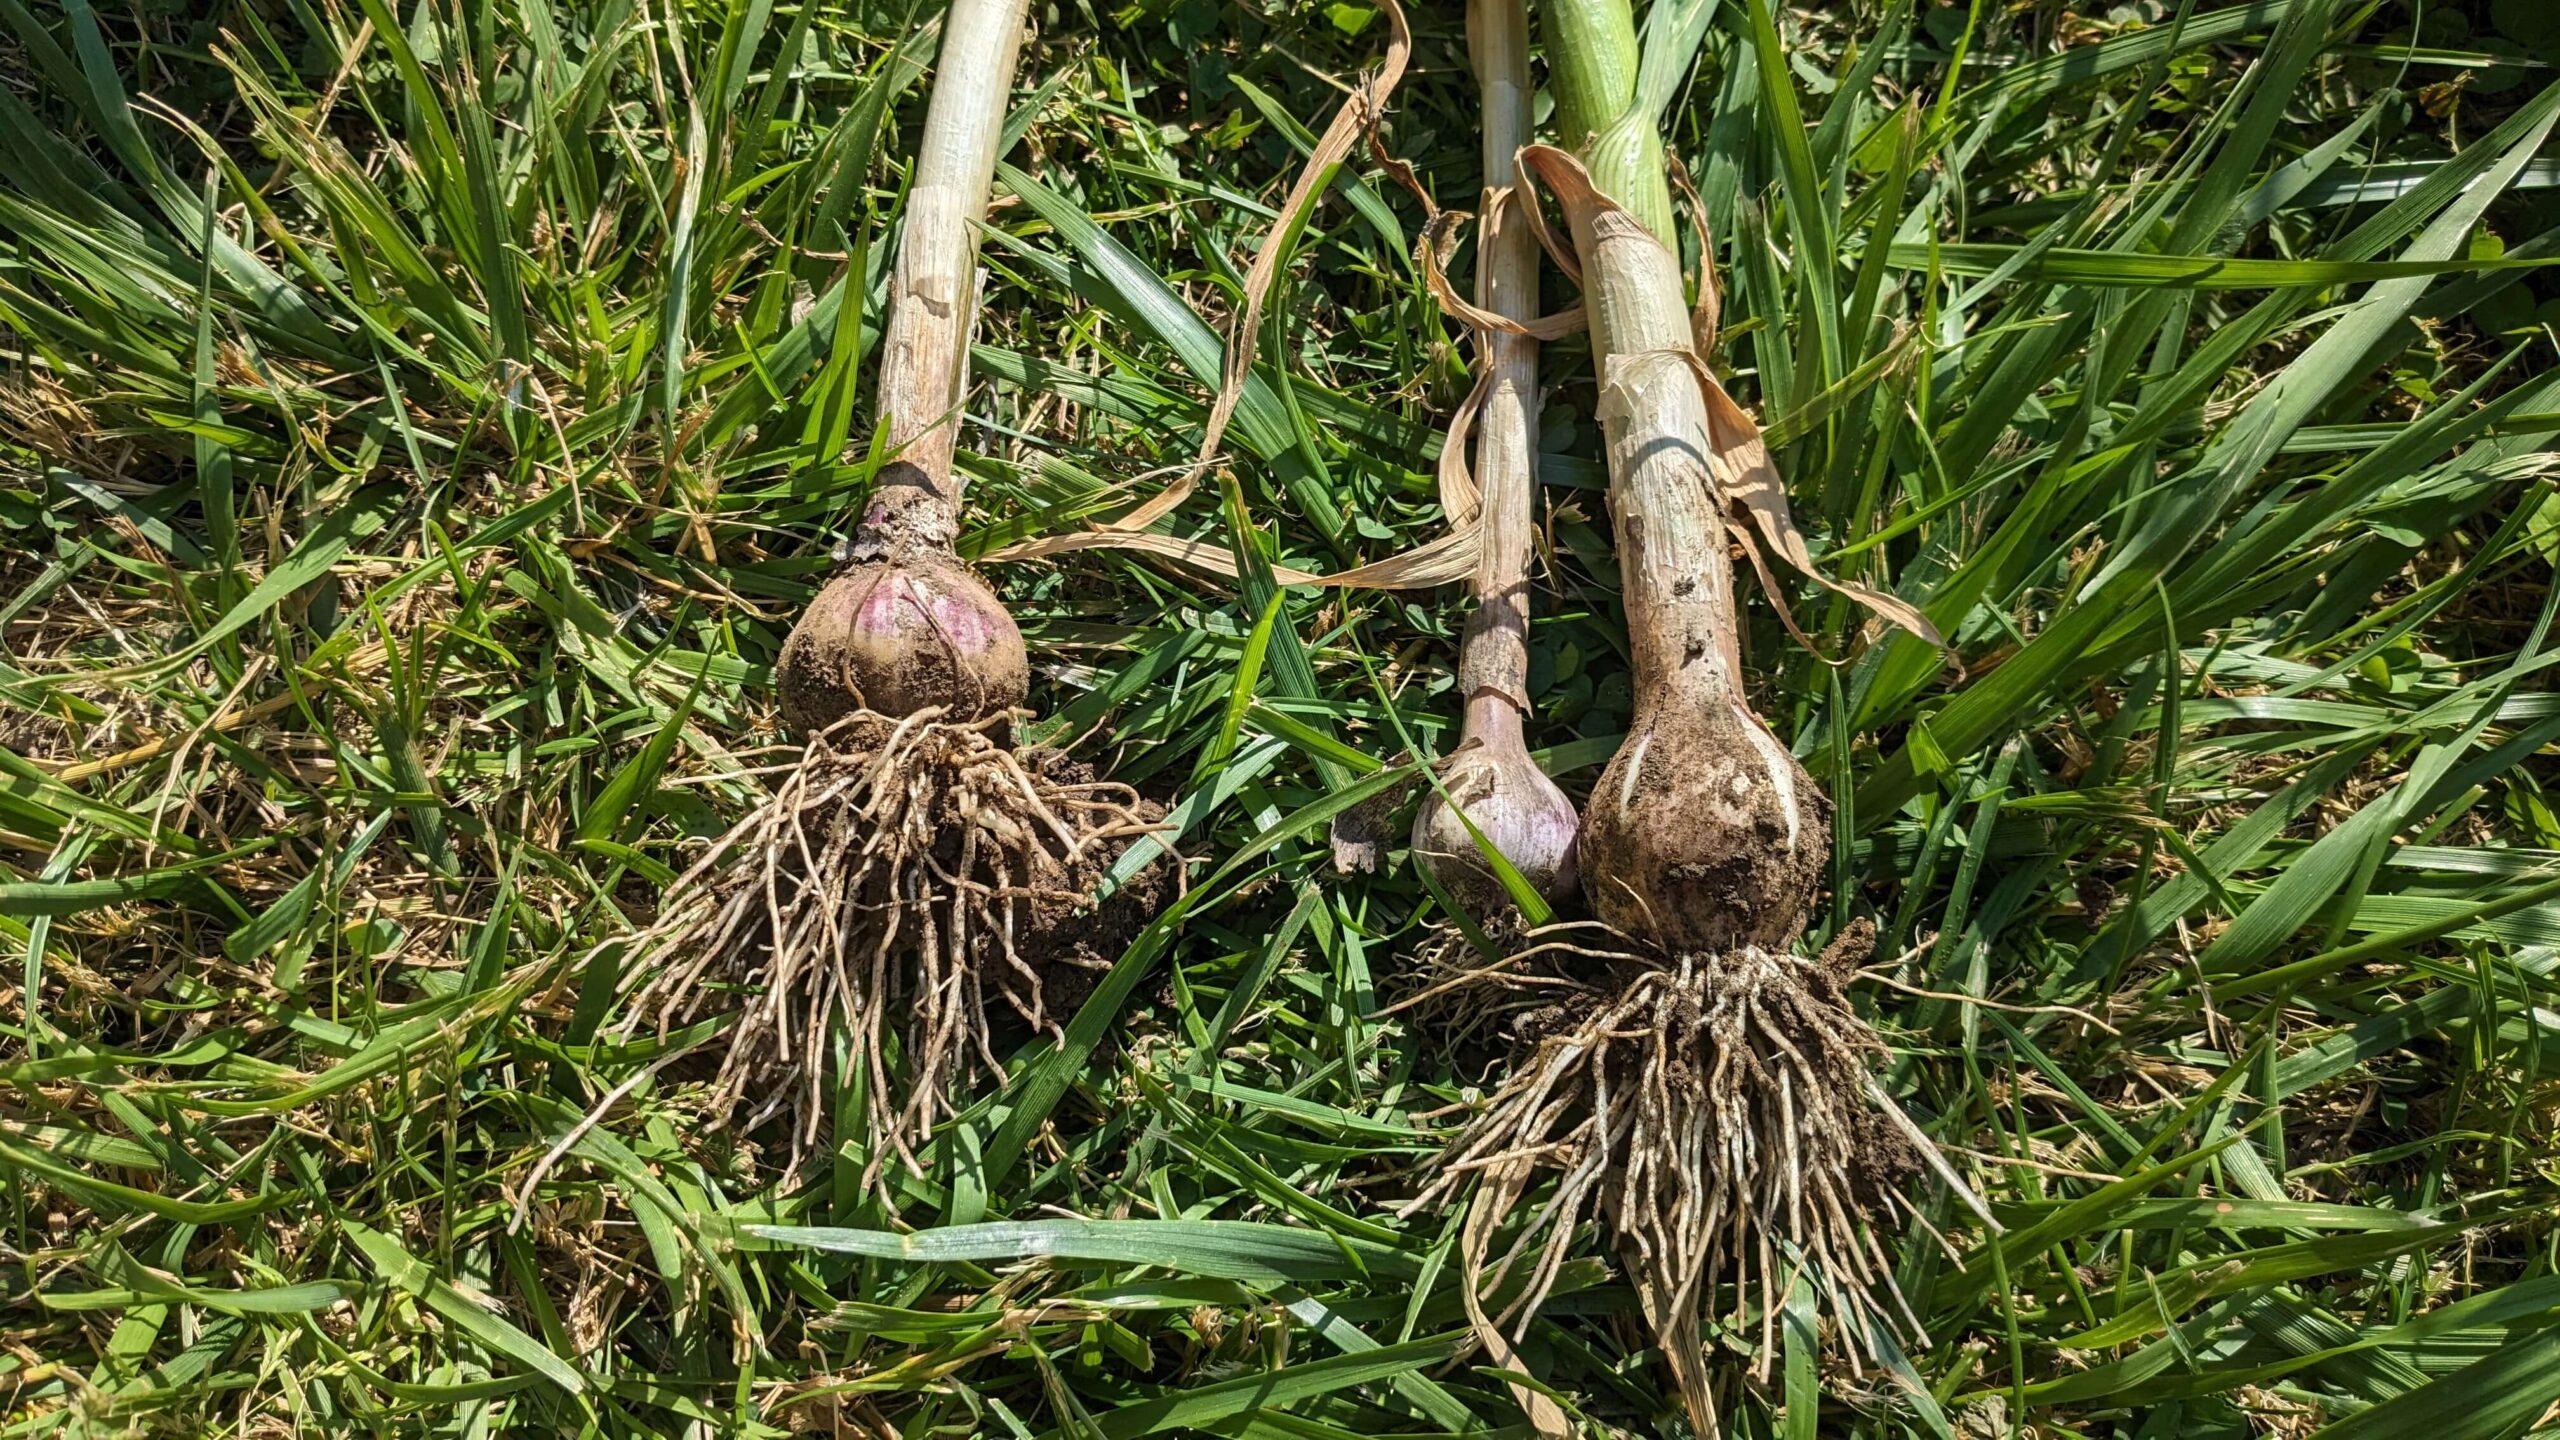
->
[855,0,1034,564]
[1456,0,1542,741]
[1409,0,1582,919]
[1520,146,1742,716]
[1542,0,1675,249]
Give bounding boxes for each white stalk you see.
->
[1531,149,1742,713]
[855,0,1034,564]
[1518,143,1827,953]
[1457,0,1542,739]
[1410,0,1581,917]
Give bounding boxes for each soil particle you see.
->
[1812,914,1877,995]
[1006,746,1171,1013]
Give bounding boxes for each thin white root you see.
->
[1374,913,1552,1050]
[1405,932,1945,1437]
[614,710,1165,1191]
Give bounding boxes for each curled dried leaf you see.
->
[1698,373,1945,648]
[1416,202,1588,345]
[989,523,1482,592]
[1030,0,1412,551]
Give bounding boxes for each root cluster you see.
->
[1377,913,1545,1055]
[1409,921,1945,1433]
[620,710,1165,1187]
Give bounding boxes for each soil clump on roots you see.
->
[1408,918,1936,1433]
[622,710,1167,1187]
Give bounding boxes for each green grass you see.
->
[8,0,2560,1434]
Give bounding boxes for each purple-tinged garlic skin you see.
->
[1578,695,1830,954]
[1410,686,1581,920]
[777,554,1028,735]
[1411,742,1583,920]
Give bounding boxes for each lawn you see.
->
[8,0,2560,1435]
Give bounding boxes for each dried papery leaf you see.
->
[1729,511,1845,664]
[1060,0,1411,547]
[1508,151,1585,286]
[1245,528,1493,590]
[1668,155,1719,362]
[1417,203,1589,344]
[991,367,1481,592]
[1698,374,1945,647]
[990,524,1482,591]
[1409,191,1582,530]
[982,0,1508,595]
[1438,367,1492,525]
[1365,114,1449,243]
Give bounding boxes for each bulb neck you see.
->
[1518,147,1746,725]
[848,460,961,565]
[1461,689,1526,754]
